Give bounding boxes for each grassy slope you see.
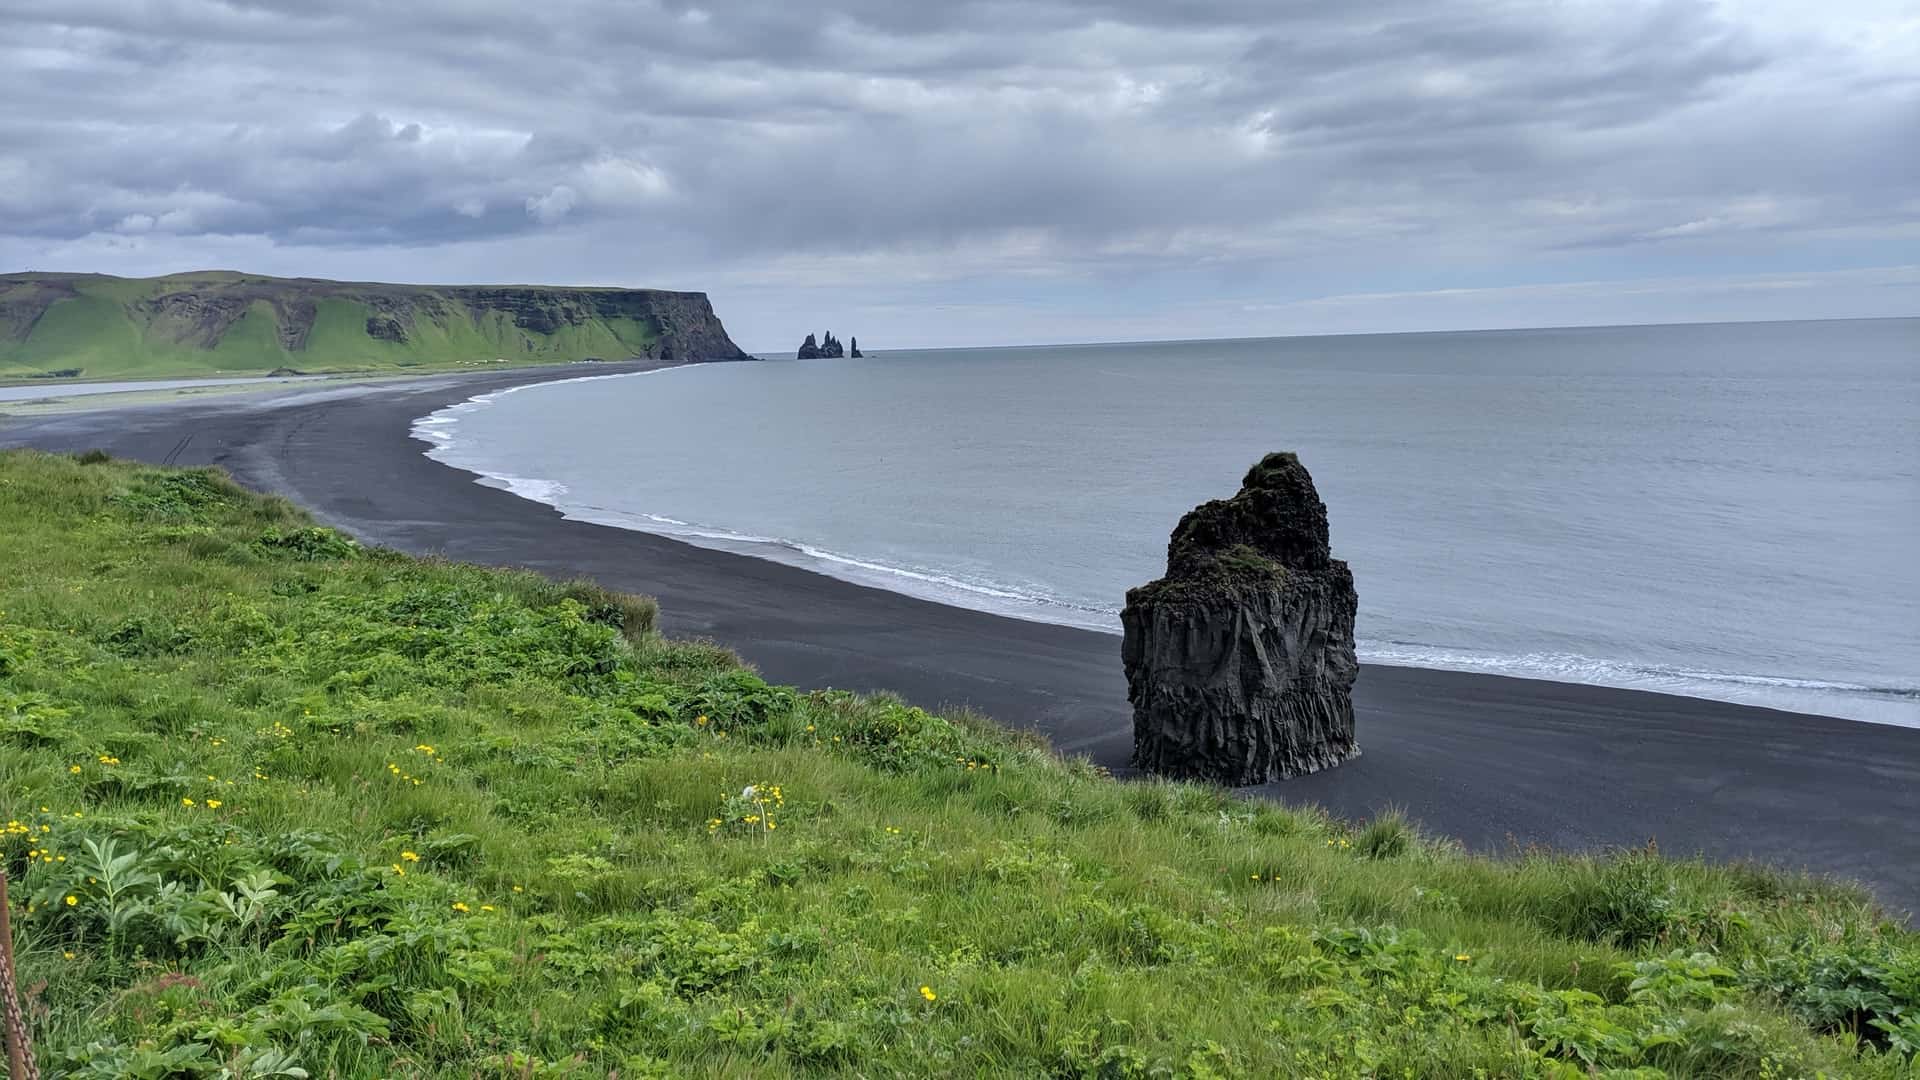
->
[0,274,663,379]
[1,450,1916,1078]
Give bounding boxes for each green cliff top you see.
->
[0,271,745,381]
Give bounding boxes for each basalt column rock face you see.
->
[1121,452,1359,784]
[796,331,852,359]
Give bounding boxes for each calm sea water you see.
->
[415,319,1920,726]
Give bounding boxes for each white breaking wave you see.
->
[627,510,1115,619]
[475,473,569,503]
[1357,642,1918,728]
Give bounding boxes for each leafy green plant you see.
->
[252,525,363,561]
[1742,934,1920,1046]
[1621,949,1740,1007]
[108,470,235,520]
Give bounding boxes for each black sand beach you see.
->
[5,360,1915,915]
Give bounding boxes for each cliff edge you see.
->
[0,271,751,379]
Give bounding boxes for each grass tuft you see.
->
[552,577,659,643]
[1354,806,1417,860]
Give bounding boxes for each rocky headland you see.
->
[1121,451,1360,784]
[0,271,751,378]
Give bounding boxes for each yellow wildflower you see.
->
[392,864,406,876]
[1454,953,1472,963]
[65,895,77,906]
[919,986,937,1002]
[401,850,421,862]
[181,798,195,807]
[452,901,470,913]
[68,764,82,774]
[63,951,75,960]
[480,904,495,912]
[205,799,221,809]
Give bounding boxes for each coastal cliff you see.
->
[0,271,750,378]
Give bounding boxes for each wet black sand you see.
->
[5,360,1914,916]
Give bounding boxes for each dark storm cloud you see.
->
[0,0,1914,282]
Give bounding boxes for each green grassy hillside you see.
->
[0,272,747,380]
[1,450,1916,1077]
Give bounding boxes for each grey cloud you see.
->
[0,0,1913,291]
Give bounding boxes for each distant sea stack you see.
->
[1121,452,1360,784]
[796,331,862,359]
[0,271,750,378]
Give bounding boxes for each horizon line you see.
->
[742,312,1917,356]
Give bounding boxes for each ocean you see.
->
[414,318,1920,727]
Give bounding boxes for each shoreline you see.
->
[3,359,1916,916]
[414,365,1916,729]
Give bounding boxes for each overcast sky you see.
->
[2,0,1915,349]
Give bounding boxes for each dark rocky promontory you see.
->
[0,271,752,378]
[1121,452,1359,784]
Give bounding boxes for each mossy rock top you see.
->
[1127,543,1289,605]
[1154,451,1335,585]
